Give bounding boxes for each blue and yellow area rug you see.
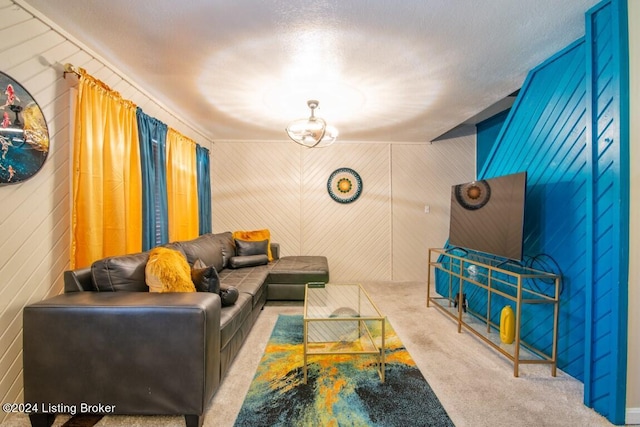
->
[234,315,454,427]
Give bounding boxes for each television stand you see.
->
[444,246,468,256]
[494,258,524,269]
[426,247,560,377]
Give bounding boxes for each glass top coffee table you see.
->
[303,283,386,384]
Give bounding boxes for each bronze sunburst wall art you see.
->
[454,180,491,211]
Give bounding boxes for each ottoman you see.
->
[267,256,330,300]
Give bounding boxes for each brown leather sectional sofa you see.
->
[23,231,329,427]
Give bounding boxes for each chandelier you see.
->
[285,100,338,148]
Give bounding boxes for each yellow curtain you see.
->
[166,128,199,242]
[71,70,142,268]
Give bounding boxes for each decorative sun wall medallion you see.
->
[327,167,362,204]
[454,180,491,210]
[0,71,49,185]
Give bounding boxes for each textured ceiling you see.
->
[23,0,599,143]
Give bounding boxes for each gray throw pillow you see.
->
[220,287,239,306]
[192,258,237,306]
[235,239,268,257]
[191,260,220,294]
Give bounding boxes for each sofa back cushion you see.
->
[177,232,234,272]
[91,252,150,292]
[216,232,236,268]
[163,241,186,257]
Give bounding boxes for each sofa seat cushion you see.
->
[219,293,253,350]
[218,265,270,308]
[268,256,329,284]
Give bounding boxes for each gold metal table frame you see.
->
[426,248,560,377]
[303,283,386,384]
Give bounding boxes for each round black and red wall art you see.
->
[0,71,49,185]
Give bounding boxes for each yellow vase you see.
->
[500,305,515,344]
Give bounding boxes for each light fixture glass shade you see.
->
[286,100,337,148]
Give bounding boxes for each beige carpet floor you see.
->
[2,281,615,427]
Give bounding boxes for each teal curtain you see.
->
[137,107,169,250]
[196,144,212,234]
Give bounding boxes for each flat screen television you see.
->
[448,171,527,261]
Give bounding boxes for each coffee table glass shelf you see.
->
[426,248,560,377]
[303,283,386,384]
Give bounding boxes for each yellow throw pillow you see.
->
[232,229,273,261]
[146,247,196,293]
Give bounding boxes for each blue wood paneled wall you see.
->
[483,37,589,377]
[476,109,510,173]
[584,1,629,423]
[435,0,629,423]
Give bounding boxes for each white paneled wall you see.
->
[392,138,476,281]
[301,143,392,281]
[0,1,211,420]
[212,142,303,254]
[212,138,475,283]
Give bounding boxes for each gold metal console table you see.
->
[426,248,560,377]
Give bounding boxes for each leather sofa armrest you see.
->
[270,242,280,260]
[23,292,221,418]
[64,267,93,292]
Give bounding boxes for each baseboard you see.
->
[627,407,640,425]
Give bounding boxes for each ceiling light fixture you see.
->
[285,100,338,148]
